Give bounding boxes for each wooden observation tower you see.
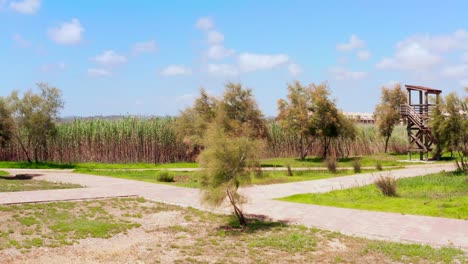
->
[400,85,442,161]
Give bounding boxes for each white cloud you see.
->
[337,34,365,51]
[377,30,468,72]
[357,50,371,61]
[206,64,238,76]
[88,68,112,77]
[40,62,66,72]
[330,67,367,80]
[92,50,127,66]
[396,29,468,53]
[12,34,30,47]
[48,19,84,45]
[133,40,157,54]
[376,43,441,70]
[207,45,235,60]
[196,17,214,30]
[441,64,468,78]
[207,30,224,44]
[462,52,468,63]
[238,53,289,72]
[288,63,302,76]
[337,57,348,65]
[160,65,192,76]
[10,0,40,14]
[460,80,468,87]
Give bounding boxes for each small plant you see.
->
[375,175,397,197]
[352,158,362,173]
[376,161,383,171]
[325,157,337,173]
[157,170,174,182]
[286,164,293,177]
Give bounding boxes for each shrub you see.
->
[325,157,337,173]
[286,164,293,176]
[157,170,174,182]
[376,161,383,171]
[352,158,362,173]
[375,176,397,197]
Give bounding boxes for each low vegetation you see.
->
[0,198,464,263]
[280,171,468,219]
[76,168,381,188]
[375,175,398,197]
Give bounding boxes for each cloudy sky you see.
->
[0,0,467,117]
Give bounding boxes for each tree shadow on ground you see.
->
[0,174,42,180]
[218,214,290,235]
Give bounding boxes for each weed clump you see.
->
[352,158,362,173]
[286,164,293,176]
[375,161,383,171]
[157,170,174,182]
[375,176,397,197]
[325,157,337,173]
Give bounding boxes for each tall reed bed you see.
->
[0,118,408,163]
[1,117,192,164]
[264,121,407,158]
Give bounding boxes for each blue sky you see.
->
[0,0,467,117]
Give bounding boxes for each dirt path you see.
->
[1,163,467,250]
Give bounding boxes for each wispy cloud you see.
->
[195,17,214,30]
[337,35,365,51]
[88,68,112,77]
[133,40,157,54]
[288,63,302,76]
[12,34,30,47]
[92,50,127,66]
[330,66,367,80]
[238,53,289,72]
[10,0,40,14]
[206,64,238,76]
[160,65,192,76]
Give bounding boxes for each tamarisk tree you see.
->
[374,84,407,153]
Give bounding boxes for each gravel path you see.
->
[1,163,467,250]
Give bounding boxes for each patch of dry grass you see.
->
[0,198,465,263]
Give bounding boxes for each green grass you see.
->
[0,170,9,176]
[363,241,465,263]
[76,168,381,188]
[0,161,198,170]
[251,169,380,185]
[0,161,75,169]
[280,171,468,219]
[0,177,83,192]
[261,153,424,168]
[75,169,201,188]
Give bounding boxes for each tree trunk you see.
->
[14,134,31,163]
[226,189,246,226]
[384,135,390,153]
[322,137,330,160]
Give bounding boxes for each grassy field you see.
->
[0,153,426,170]
[0,198,464,263]
[75,168,381,188]
[261,153,427,168]
[0,171,82,192]
[280,171,468,219]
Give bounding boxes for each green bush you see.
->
[376,161,383,171]
[352,158,362,173]
[325,157,337,173]
[157,171,174,182]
